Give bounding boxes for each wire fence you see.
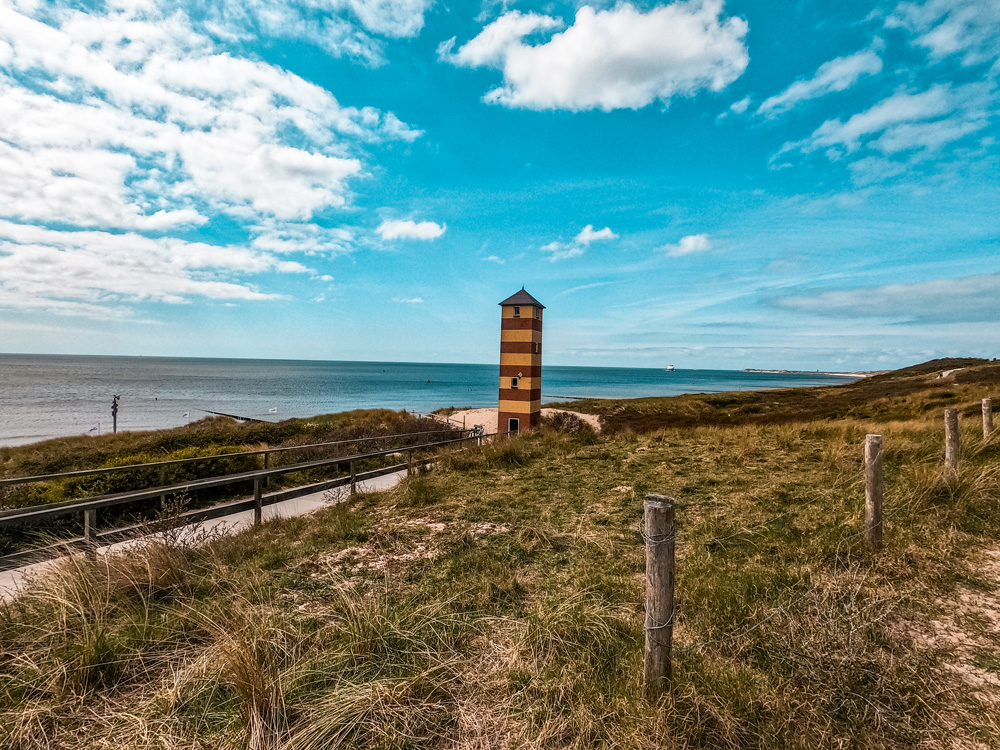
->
[641,400,998,691]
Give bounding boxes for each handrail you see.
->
[0,434,476,527]
[0,428,463,488]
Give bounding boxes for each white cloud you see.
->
[394,297,424,304]
[541,241,587,261]
[542,224,618,261]
[439,11,563,68]
[0,1,420,317]
[150,0,434,67]
[251,223,356,255]
[558,281,616,296]
[441,1,748,111]
[0,2,422,228]
[729,96,751,114]
[773,83,992,168]
[661,233,713,257]
[376,219,447,241]
[575,225,618,244]
[888,0,1000,66]
[482,255,505,264]
[0,3,420,228]
[756,49,883,118]
[0,220,300,318]
[776,273,1000,323]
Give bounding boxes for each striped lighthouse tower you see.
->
[498,288,544,435]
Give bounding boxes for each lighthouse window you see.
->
[534,342,540,354]
[511,377,519,389]
[533,308,541,319]
[513,306,520,318]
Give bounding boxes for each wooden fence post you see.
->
[984,398,994,439]
[944,408,960,474]
[253,477,262,526]
[643,494,675,702]
[83,508,97,559]
[350,461,356,495]
[407,450,413,476]
[864,434,883,550]
[263,448,270,490]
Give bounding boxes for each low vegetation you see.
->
[0,410,455,556]
[2,361,999,748]
[553,357,1000,432]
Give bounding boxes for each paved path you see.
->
[0,468,409,601]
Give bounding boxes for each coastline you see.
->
[0,355,869,448]
[742,369,886,378]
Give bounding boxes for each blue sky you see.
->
[0,0,997,371]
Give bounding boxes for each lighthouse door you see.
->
[508,418,519,435]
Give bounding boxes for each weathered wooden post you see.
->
[984,398,994,439]
[350,460,356,495]
[83,508,97,559]
[159,465,167,509]
[253,477,262,526]
[944,408,960,474]
[407,449,413,476]
[864,434,883,550]
[643,494,675,701]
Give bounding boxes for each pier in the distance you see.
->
[498,288,544,435]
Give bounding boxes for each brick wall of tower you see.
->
[498,305,542,433]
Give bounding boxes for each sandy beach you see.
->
[434,407,601,434]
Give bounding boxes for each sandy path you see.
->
[438,407,601,434]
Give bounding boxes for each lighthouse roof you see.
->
[499,288,545,309]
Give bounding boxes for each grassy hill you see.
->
[1,361,999,749]
[552,357,1000,432]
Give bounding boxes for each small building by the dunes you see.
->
[498,288,544,434]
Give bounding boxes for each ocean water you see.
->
[0,354,855,447]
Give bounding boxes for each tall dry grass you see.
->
[2,401,999,748]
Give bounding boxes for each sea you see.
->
[0,354,857,447]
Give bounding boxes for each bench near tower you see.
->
[498,288,544,434]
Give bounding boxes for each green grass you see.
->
[1,363,999,748]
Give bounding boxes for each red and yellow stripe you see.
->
[498,305,542,432]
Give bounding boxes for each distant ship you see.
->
[665,365,675,371]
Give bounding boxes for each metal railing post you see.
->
[83,508,97,559]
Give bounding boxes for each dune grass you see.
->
[552,357,1000,433]
[0,410,455,557]
[2,372,999,748]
